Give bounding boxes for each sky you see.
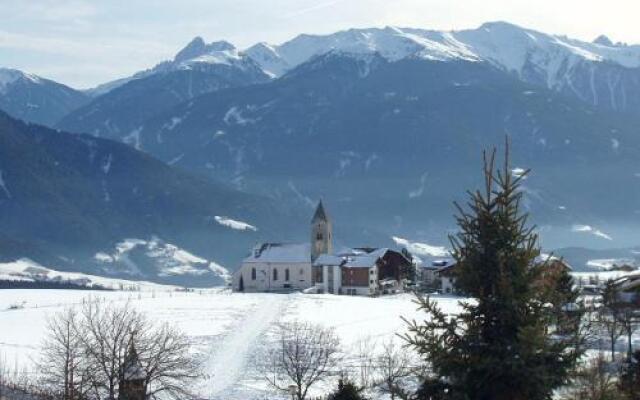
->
[1,0,639,89]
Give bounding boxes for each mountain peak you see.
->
[0,68,42,94]
[593,34,614,46]
[174,37,237,63]
[478,21,523,31]
[174,37,207,62]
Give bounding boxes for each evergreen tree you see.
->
[538,262,583,337]
[402,143,583,400]
[328,379,367,400]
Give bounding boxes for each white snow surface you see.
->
[243,243,311,264]
[214,216,258,231]
[0,289,466,399]
[571,225,614,241]
[0,258,174,290]
[96,238,231,280]
[243,22,640,83]
[392,236,450,257]
[585,258,637,271]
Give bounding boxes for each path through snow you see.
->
[201,293,287,398]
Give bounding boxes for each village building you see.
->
[429,254,573,295]
[232,201,412,295]
[610,273,640,305]
[420,258,457,293]
[314,247,411,296]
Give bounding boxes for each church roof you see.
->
[243,243,311,264]
[311,200,329,222]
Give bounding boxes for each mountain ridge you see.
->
[0,110,299,286]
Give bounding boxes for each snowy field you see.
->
[0,288,465,399]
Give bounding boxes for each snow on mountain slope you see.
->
[0,258,174,290]
[95,238,232,282]
[214,216,258,232]
[87,37,262,95]
[572,225,614,241]
[0,68,41,94]
[391,236,450,257]
[245,22,640,85]
[89,22,640,99]
[0,68,88,125]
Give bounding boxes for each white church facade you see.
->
[232,201,412,295]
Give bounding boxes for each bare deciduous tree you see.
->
[616,307,640,358]
[374,340,413,400]
[562,352,619,400]
[137,322,200,400]
[78,299,145,400]
[598,280,625,362]
[0,353,6,400]
[39,308,88,400]
[262,321,341,400]
[353,337,376,390]
[39,300,200,400]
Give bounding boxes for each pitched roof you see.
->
[422,258,457,270]
[313,248,393,269]
[311,200,329,222]
[243,243,311,264]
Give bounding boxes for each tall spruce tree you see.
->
[403,143,583,400]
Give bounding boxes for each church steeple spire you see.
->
[311,200,329,223]
[310,200,332,262]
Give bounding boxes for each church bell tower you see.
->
[311,200,332,262]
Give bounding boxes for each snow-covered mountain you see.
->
[59,38,269,139]
[243,22,640,114]
[0,67,89,125]
[247,23,640,77]
[85,36,266,96]
[75,21,640,120]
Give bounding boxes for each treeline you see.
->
[0,280,110,291]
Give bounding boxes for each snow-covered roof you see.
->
[314,248,399,269]
[243,243,311,264]
[314,254,345,266]
[422,258,457,270]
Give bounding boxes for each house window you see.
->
[251,268,256,280]
[285,269,290,281]
[273,268,278,281]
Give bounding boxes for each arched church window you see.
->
[317,233,323,240]
[285,269,290,281]
[251,268,256,280]
[273,268,278,281]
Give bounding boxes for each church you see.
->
[232,201,412,296]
